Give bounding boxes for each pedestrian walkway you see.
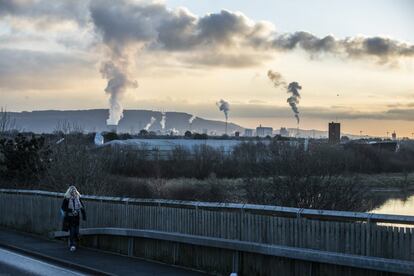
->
[0,228,204,275]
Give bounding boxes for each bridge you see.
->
[0,188,413,275]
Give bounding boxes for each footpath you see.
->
[0,228,204,276]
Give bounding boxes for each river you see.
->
[371,194,414,216]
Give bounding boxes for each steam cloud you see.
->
[169,128,180,135]
[216,99,230,121]
[91,0,139,126]
[268,70,302,124]
[160,112,166,130]
[144,116,156,131]
[100,60,137,125]
[189,115,197,124]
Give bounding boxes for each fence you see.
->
[0,188,413,263]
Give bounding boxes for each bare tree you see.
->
[0,107,17,135]
[54,119,84,135]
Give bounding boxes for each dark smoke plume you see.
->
[2,0,414,68]
[267,70,286,88]
[268,70,302,124]
[216,99,230,120]
[287,82,302,124]
[217,99,230,134]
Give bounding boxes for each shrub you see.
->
[0,134,50,184]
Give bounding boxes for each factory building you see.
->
[107,124,118,133]
[256,125,273,137]
[279,127,289,137]
[328,122,341,144]
[244,129,253,137]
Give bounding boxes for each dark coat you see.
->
[61,197,86,231]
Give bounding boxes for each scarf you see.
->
[68,196,82,211]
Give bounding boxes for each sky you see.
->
[0,0,413,137]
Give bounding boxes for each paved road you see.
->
[0,228,205,276]
[0,247,84,275]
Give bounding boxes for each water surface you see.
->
[371,195,414,216]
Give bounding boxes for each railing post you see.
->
[296,208,304,219]
[366,213,373,256]
[239,205,245,241]
[127,237,134,257]
[124,199,129,229]
[231,250,240,275]
[173,242,178,265]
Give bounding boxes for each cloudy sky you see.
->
[0,0,413,136]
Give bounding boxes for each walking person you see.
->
[61,186,86,252]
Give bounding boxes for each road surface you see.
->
[0,247,84,275]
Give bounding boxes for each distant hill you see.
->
[8,109,244,134]
[7,109,362,138]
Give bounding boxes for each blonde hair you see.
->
[64,186,81,198]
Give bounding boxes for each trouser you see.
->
[69,224,79,247]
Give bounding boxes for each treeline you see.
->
[1,133,414,183]
[0,132,413,211]
[105,140,414,179]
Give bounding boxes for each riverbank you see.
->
[2,172,413,213]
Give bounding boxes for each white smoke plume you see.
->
[169,128,180,135]
[144,116,156,131]
[100,60,137,125]
[216,99,230,121]
[160,111,167,130]
[90,0,142,126]
[268,70,302,124]
[189,115,197,124]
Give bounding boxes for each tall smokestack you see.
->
[216,99,230,134]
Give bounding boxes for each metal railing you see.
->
[1,188,414,225]
[1,188,414,264]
